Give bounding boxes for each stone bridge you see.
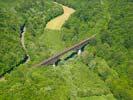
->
[37,34,96,67]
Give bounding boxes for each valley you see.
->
[0,0,132,100]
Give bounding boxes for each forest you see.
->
[0,0,133,100]
[0,0,63,76]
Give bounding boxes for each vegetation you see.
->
[0,0,63,76]
[0,0,132,100]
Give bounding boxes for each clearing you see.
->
[45,4,75,30]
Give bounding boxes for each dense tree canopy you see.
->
[0,0,132,100]
[0,0,63,76]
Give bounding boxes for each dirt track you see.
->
[46,3,75,30]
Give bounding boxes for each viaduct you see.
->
[36,34,96,67]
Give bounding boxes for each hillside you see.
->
[0,0,63,76]
[0,0,133,100]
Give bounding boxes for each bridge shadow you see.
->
[55,59,61,66]
[64,52,77,61]
[64,45,86,61]
[53,44,88,66]
[54,52,77,66]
